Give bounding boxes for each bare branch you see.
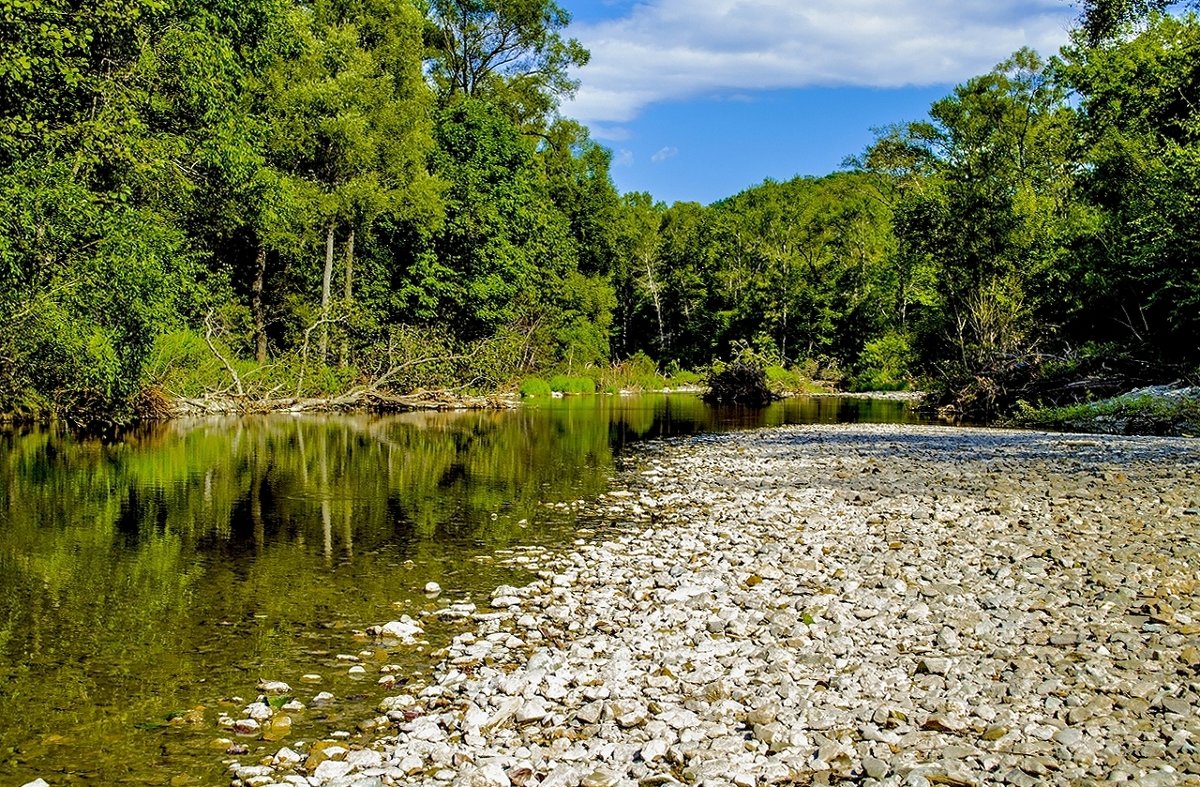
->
[204,310,245,397]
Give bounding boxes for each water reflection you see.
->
[0,395,921,784]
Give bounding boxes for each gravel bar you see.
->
[232,424,1200,787]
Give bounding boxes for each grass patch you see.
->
[765,364,828,395]
[1011,392,1200,436]
[548,375,597,395]
[519,377,553,398]
[665,369,704,387]
[596,353,667,392]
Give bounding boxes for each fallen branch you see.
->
[204,310,245,397]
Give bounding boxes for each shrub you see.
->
[705,358,776,405]
[519,377,553,398]
[597,352,667,392]
[851,332,912,392]
[764,364,826,394]
[667,369,704,387]
[548,375,597,395]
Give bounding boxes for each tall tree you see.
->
[1076,0,1194,42]
[268,0,438,364]
[1060,11,1200,366]
[423,0,588,129]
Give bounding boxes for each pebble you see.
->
[226,425,1200,787]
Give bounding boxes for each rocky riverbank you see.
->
[228,424,1200,787]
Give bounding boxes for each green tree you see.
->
[423,0,588,130]
[1060,12,1200,368]
[266,0,439,365]
[862,49,1083,401]
[612,193,666,357]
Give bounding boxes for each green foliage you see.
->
[424,0,589,130]
[519,377,552,398]
[665,369,704,387]
[1011,392,1200,435]
[764,365,826,395]
[547,375,596,395]
[2,0,1196,423]
[851,332,913,392]
[705,353,776,406]
[1059,13,1200,366]
[596,352,665,392]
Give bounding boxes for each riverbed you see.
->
[230,424,1200,786]
[0,395,924,786]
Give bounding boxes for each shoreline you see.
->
[227,424,1200,787]
[0,388,921,427]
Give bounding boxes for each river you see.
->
[0,394,924,786]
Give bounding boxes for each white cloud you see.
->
[651,146,679,163]
[563,0,1075,124]
[588,122,633,142]
[613,149,635,166]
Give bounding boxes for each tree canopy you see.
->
[1,1,1197,422]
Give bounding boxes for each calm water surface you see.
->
[0,395,924,785]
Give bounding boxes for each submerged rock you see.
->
[373,616,425,644]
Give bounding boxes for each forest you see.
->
[1,0,1197,422]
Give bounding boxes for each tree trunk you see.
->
[319,224,335,365]
[644,255,666,353]
[781,301,788,366]
[252,245,268,363]
[340,228,355,368]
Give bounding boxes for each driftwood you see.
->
[169,389,519,418]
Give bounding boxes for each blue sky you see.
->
[558,0,1079,205]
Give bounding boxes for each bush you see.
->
[705,358,776,405]
[851,332,913,392]
[666,369,704,387]
[519,377,553,398]
[597,352,666,392]
[764,364,826,395]
[548,375,597,395]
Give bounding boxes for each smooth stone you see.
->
[1054,728,1084,746]
[313,759,353,780]
[261,714,293,742]
[575,700,604,725]
[273,747,302,767]
[379,617,424,643]
[863,757,889,779]
[918,658,952,675]
[581,769,620,787]
[232,718,261,736]
[746,702,780,726]
[642,739,669,762]
[516,700,548,724]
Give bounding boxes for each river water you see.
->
[0,395,924,786]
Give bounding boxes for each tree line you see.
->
[1,0,1196,421]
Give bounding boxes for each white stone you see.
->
[379,616,424,644]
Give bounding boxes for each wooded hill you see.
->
[1,0,1197,422]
